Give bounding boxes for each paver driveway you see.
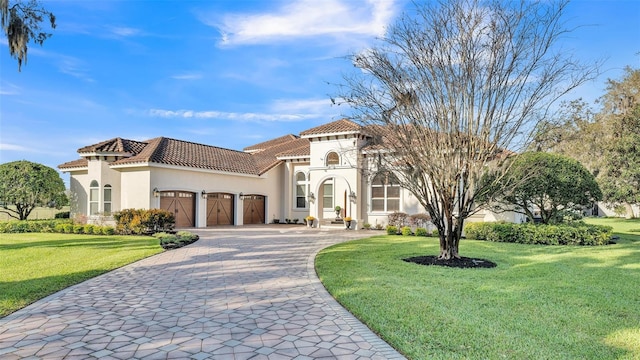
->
[0,226,405,359]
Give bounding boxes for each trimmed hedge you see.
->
[386,225,399,235]
[0,219,115,235]
[401,226,413,236]
[464,221,613,246]
[415,227,428,237]
[154,231,199,250]
[113,208,175,235]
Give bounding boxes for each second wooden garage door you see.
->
[206,193,234,226]
[243,195,265,225]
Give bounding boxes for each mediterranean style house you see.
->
[59,119,525,228]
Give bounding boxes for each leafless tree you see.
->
[335,0,598,259]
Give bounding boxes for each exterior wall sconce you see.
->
[201,190,207,199]
[153,188,160,197]
[239,192,245,200]
[349,191,357,202]
[308,192,315,203]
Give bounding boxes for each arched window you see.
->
[89,180,99,215]
[295,172,307,208]
[103,184,112,215]
[325,152,340,166]
[371,173,400,212]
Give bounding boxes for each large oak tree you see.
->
[335,0,598,259]
[0,160,68,220]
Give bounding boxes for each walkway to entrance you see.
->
[0,226,405,359]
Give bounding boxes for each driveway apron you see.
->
[0,226,405,359]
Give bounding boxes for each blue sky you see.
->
[1,0,639,182]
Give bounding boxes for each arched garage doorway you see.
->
[206,193,234,226]
[160,191,195,228]
[243,194,265,224]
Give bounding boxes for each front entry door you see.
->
[160,191,195,228]
[206,193,234,226]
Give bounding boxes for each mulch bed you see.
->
[403,255,497,268]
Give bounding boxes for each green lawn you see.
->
[316,218,640,359]
[0,233,163,317]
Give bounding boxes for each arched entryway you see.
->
[243,195,265,224]
[315,175,354,223]
[206,193,234,226]
[160,191,195,228]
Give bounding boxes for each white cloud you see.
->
[147,97,338,123]
[147,109,315,122]
[171,73,203,80]
[109,26,143,37]
[0,143,30,152]
[204,0,397,46]
[0,81,21,96]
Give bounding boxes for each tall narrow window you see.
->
[371,173,400,212]
[89,180,99,215]
[103,184,112,215]
[323,182,333,209]
[295,172,307,208]
[326,152,340,166]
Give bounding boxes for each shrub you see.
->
[63,223,74,233]
[432,229,439,237]
[114,208,175,235]
[388,212,408,227]
[463,221,612,246]
[55,211,70,219]
[401,226,413,236]
[409,213,431,227]
[415,227,428,237]
[386,225,398,235]
[83,224,96,234]
[363,222,371,230]
[155,231,199,249]
[0,219,72,233]
[101,226,115,235]
[73,224,84,234]
[375,223,384,230]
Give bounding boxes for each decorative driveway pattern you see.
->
[0,226,405,359]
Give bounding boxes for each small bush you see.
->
[386,225,398,235]
[83,224,95,234]
[415,227,428,237]
[363,222,371,230]
[55,211,70,219]
[375,223,384,230]
[63,223,74,233]
[73,224,84,234]
[388,212,408,227]
[401,226,413,236]
[114,208,175,235]
[432,229,439,237]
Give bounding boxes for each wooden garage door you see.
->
[243,195,265,225]
[160,191,195,228]
[206,193,234,226]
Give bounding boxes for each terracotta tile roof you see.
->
[78,137,147,154]
[112,137,260,175]
[251,137,310,174]
[58,158,88,170]
[243,134,299,152]
[276,142,310,158]
[300,118,361,137]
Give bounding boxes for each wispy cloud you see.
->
[203,0,397,46]
[147,97,337,123]
[0,143,31,152]
[109,26,143,37]
[0,81,21,96]
[147,109,316,122]
[171,73,203,80]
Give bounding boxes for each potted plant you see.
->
[335,206,342,219]
[305,215,316,228]
[343,216,352,229]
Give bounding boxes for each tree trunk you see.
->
[624,202,636,219]
[438,231,460,260]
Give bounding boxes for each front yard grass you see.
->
[0,233,163,317]
[316,218,640,359]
